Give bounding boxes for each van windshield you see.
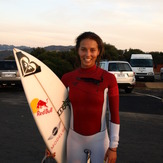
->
[130,59,153,67]
[0,61,17,70]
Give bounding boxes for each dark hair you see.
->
[75,31,104,66]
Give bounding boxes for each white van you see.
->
[130,54,155,81]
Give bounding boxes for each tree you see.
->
[102,43,119,61]
[30,48,74,78]
[122,48,145,62]
[5,55,14,60]
[150,52,163,65]
[29,45,163,78]
[30,47,46,58]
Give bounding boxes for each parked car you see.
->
[160,67,163,81]
[0,60,21,86]
[100,61,136,93]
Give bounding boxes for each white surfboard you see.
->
[13,48,70,163]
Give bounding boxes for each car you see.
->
[0,60,21,87]
[100,61,136,93]
[160,67,163,81]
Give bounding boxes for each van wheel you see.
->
[125,88,133,93]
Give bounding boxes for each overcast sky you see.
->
[0,0,163,52]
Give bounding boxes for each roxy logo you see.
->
[16,52,41,77]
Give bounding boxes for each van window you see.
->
[0,61,17,70]
[130,59,153,67]
[108,63,132,71]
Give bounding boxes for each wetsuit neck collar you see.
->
[78,65,97,74]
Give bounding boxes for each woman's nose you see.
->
[85,50,91,56]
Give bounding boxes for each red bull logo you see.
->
[30,98,53,116]
[37,99,48,109]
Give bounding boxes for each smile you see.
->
[84,58,92,62]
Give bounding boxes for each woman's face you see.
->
[78,39,100,69]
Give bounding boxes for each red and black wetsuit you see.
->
[61,65,120,163]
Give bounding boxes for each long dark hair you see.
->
[75,31,104,66]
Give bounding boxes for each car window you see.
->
[0,61,17,70]
[108,63,132,71]
[100,62,105,69]
[108,63,117,71]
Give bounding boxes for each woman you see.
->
[61,31,120,163]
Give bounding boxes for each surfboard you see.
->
[13,48,70,163]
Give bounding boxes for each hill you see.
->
[0,44,31,51]
[0,44,74,60]
[44,45,74,51]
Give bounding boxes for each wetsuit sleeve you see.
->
[108,74,120,148]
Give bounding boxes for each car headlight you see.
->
[147,72,154,76]
[127,72,135,77]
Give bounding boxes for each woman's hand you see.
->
[45,148,56,158]
[104,148,117,163]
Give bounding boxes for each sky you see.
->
[0,0,163,52]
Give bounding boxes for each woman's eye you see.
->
[90,49,96,52]
[81,48,86,52]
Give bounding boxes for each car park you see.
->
[100,61,136,93]
[0,60,21,86]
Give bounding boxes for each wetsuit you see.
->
[61,65,120,163]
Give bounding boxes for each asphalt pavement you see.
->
[0,83,163,163]
[116,81,163,163]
